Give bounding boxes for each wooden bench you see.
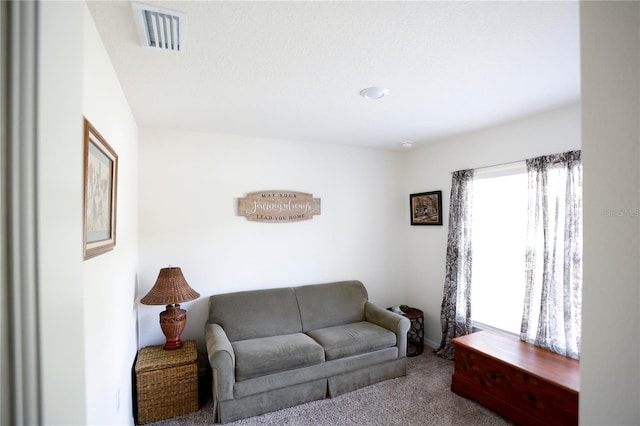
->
[451,330,579,426]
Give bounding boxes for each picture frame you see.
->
[83,118,118,259]
[410,190,442,225]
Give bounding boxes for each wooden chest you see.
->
[451,330,579,426]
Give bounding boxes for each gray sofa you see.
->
[204,280,411,423]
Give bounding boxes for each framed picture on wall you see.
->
[83,117,118,260]
[410,190,442,226]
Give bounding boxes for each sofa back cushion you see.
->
[209,287,302,342]
[295,281,368,331]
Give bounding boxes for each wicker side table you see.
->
[134,340,199,424]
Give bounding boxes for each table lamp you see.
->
[141,266,200,350]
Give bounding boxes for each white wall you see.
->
[402,104,581,348]
[138,129,407,349]
[580,2,640,424]
[82,3,139,425]
[138,105,582,353]
[38,2,86,424]
[36,2,139,425]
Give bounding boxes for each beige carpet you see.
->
[148,350,513,425]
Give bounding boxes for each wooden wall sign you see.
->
[238,191,321,223]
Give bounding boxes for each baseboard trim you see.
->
[424,338,439,351]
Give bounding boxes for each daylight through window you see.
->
[470,162,527,335]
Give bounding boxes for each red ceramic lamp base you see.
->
[159,304,187,350]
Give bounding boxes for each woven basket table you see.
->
[134,340,199,424]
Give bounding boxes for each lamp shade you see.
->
[140,267,200,305]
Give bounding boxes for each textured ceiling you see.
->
[87,1,580,151]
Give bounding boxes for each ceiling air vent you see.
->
[132,3,186,51]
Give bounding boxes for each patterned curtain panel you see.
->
[435,169,474,360]
[521,150,582,359]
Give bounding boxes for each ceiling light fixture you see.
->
[359,87,389,100]
[401,141,414,149]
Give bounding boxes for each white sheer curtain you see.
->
[521,150,582,359]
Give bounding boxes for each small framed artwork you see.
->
[83,117,118,260]
[410,191,442,225]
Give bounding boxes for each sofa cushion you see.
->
[232,333,325,381]
[295,281,367,331]
[209,287,302,341]
[233,347,399,398]
[306,321,397,361]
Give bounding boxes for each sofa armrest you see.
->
[364,302,411,358]
[205,321,235,402]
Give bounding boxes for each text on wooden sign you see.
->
[237,191,321,223]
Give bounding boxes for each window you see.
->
[470,162,527,335]
[437,151,582,360]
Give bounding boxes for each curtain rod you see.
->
[453,149,581,175]
[452,159,525,175]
